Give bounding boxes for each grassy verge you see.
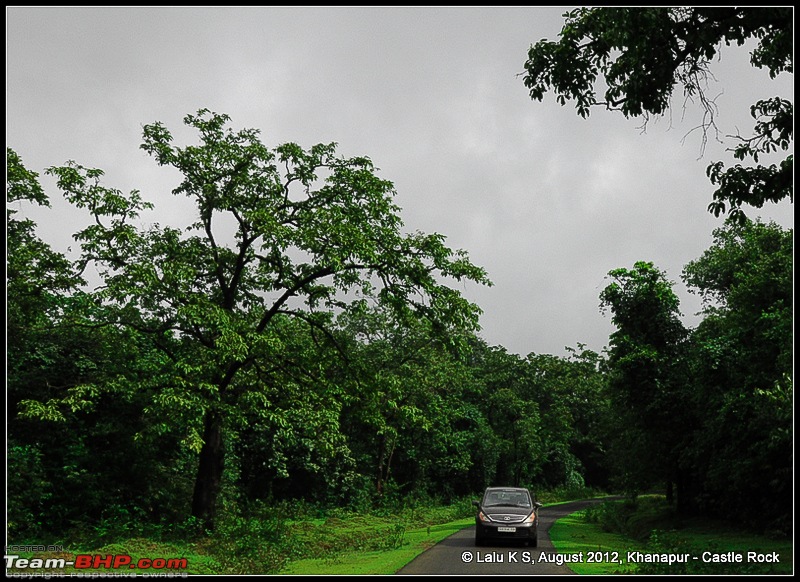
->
[15,498,789,576]
[549,511,642,574]
[6,518,473,576]
[550,496,793,575]
[279,487,604,574]
[280,518,473,574]
[7,503,476,576]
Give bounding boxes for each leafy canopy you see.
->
[523,7,793,222]
[40,109,491,446]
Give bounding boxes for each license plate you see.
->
[497,527,516,533]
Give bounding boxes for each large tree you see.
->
[523,7,792,222]
[334,304,485,501]
[599,262,692,509]
[39,110,490,526]
[681,218,792,528]
[9,149,187,537]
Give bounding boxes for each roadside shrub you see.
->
[532,484,605,504]
[380,523,406,550]
[583,499,635,535]
[582,496,669,541]
[638,531,765,575]
[209,502,300,574]
[7,444,51,539]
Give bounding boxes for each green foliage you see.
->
[577,497,792,574]
[11,112,621,543]
[279,498,473,565]
[7,147,49,207]
[639,527,790,575]
[600,261,686,351]
[583,497,673,542]
[8,150,183,539]
[26,109,491,526]
[8,102,790,548]
[207,504,296,574]
[534,484,604,505]
[7,149,83,328]
[523,7,793,221]
[681,218,792,530]
[599,262,692,505]
[6,445,52,538]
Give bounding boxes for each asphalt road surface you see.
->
[397,498,616,575]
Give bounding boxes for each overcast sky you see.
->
[6,6,794,358]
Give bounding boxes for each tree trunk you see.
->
[376,434,388,496]
[191,409,225,529]
[676,467,695,515]
[376,433,396,497]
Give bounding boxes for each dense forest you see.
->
[7,145,792,542]
[6,7,792,545]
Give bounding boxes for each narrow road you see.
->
[397,498,616,575]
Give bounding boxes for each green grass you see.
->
[549,498,793,575]
[6,506,476,576]
[280,518,473,574]
[280,491,605,574]
[16,492,788,576]
[549,512,641,574]
[6,517,474,576]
